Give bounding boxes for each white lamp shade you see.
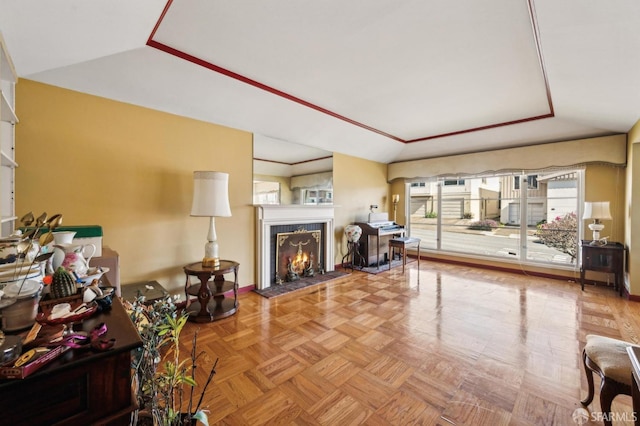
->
[583,201,612,221]
[190,171,232,217]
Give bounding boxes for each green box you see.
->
[20,225,102,238]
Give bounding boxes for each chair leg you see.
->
[599,379,617,426]
[581,349,595,406]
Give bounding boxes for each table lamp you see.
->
[583,201,612,244]
[392,194,400,223]
[191,171,232,267]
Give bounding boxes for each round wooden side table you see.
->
[184,260,239,322]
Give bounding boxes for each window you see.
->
[410,182,426,187]
[514,175,538,190]
[253,181,280,204]
[408,169,581,268]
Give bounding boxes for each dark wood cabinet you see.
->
[0,297,142,425]
[580,240,625,295]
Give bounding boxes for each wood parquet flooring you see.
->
[178,261,640,425]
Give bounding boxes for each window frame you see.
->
[407,169,583,270]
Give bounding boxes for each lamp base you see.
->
[588,222,605,243]
[202,257,220,268]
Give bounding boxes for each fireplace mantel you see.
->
[255,205,335,290]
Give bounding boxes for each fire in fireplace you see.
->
[275,228,321,283]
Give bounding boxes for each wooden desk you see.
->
[0,297,142,425]
[580,240,625,295]
[627,346,640,425]
[184,260,239,322]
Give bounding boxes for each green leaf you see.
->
[182,376,197,387]
[192,410,209,426]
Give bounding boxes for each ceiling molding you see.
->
[148,0,553,144]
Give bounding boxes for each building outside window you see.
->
[408,169,581,267]
[514,175,539,190]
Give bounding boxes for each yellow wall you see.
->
[584,164,625,243]
[333,153,388,264]
[16,80,254,292]
[627,119,640,295]
[389,180,405,226]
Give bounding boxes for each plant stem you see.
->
[187,329,198,417]
[195,358,218,412]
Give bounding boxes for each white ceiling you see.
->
[1,0,639,165]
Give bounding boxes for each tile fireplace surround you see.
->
[255,205,335,290]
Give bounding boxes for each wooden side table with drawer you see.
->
[580,240,625,295]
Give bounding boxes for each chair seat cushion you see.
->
[585,334,639,385]
[389,237,420,245]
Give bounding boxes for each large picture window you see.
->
[408,169,581,267]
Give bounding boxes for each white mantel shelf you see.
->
[255,204,335,290]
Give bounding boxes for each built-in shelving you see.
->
[0,30,17,237]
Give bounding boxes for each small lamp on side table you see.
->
[190,171,232,268]
[583,201,612,245]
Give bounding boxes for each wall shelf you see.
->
[1,215,17,224]
[0,91,17,124]
[1,150,16,167]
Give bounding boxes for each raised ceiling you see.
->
[1,0,639,164]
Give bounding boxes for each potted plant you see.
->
[127,294,218,426]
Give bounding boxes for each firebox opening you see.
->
[275,228,321,284]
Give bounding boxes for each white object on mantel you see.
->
[255,204,335,290]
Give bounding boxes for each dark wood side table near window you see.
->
[184,260,239,323]
[580,240,625,296]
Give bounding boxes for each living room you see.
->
[3,1,640,424]
[2,1,640,296]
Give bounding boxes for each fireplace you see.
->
[255,205,335,290]
[275,228,321,282]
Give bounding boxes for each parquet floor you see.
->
[179,260,640,425]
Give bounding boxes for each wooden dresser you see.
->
[0,297,142,425]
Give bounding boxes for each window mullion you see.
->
[520,174,528,261]
[437,182,442,250]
